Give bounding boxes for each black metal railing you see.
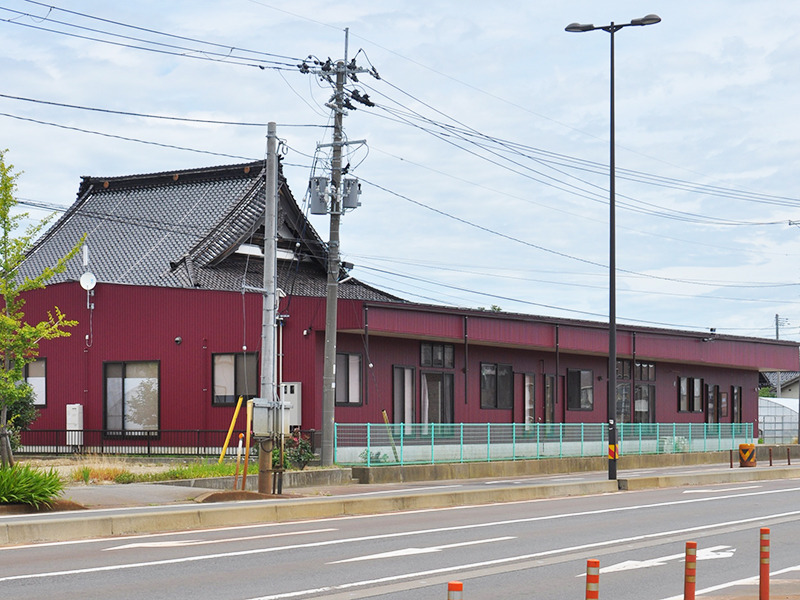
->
[17,429,321,457]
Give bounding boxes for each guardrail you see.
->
[334,422,754,466]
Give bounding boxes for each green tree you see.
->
[0,149,84,468]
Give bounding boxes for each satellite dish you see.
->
[79,272,97,291]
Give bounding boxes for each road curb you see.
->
[4,464,800,546]
[1,479,617,545]
[618,466,800,490]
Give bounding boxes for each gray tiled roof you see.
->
[21,161,400,303]
[762,371,800,388]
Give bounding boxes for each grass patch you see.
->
[145,460,239,482]
[0,464,64,508]
[69,458,241,484]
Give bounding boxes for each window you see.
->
[24,358,46,407]
[524,374,535,430]
[678,377,704,412]
[420,342,454,369]
[634,384,656,423]
[105,361,159,434]
[616,359,631,380]
[421,371,454,424]
[635,362,656,381]
[616,383,631,423]
[679,377,689,412]
[212,353,258,405]
[692,378,703,413]
[544,374,556,423]
[616,360,632,423]
[732,386,743,423]
[707,385,718,423]
[480,363,513,409]
[567,369,593,411]
[393,366,415,428]
[336,353,362,405]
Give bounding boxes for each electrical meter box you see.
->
[66,404,84,446]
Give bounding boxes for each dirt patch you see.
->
[0,498,87,515]
[18,456,177,481]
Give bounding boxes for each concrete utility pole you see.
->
[255,121,279,493]
[300,30,377,466]
[320,62,346,468]
[775,314,790,398]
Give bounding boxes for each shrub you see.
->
[273,432,315,470]
[0,464,63,508]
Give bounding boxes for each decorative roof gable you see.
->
[20,160,399,302]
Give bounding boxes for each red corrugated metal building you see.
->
[18,162,799,439]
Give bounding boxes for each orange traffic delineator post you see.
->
[684,541,697,600]
[447,581,463,600]
[760,528,770,600]
[586,559,599,600]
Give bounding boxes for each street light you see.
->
[566,14,661,481]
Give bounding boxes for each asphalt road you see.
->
[2,477,800,599]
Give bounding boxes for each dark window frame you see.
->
[420,342,454,369]
[678,376,705,413]
[23,357,47,407]
[566,369,594,411]
[480,362,513,410]
[392,365,416,424]
[616,359,632,380]
[211,352,259,406]
[634,383,656,423]
[336,352,363,406]
[103,360,160,438]
[635,361,656,382]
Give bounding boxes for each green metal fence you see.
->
[334,422,754,466]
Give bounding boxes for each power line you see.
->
[0,8,296,70]
[20,0,302,62]
[0,112,258,161]
[358,176,800,290]
[363,80,799,225]
[0,93,333,129]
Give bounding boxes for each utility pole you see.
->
[775,314,790,398]
[252,122,279,493]
[300,30,377,466]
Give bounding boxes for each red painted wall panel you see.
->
[20,284,796,436]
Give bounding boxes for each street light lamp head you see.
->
[631,14,661,26]
[566,22,595,32]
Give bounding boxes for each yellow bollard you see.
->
[218,396,244,464]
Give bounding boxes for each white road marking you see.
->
[3,507,799,587]
[683,486,760,493]
[656,564,800,600]
[104,528,336,550]
[330,536,516,563]
[593,546,734,574]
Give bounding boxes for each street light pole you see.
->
[566,14,661,481]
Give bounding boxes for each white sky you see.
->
[2,0,800,341]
